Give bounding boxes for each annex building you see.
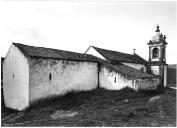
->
[2,25,167,111]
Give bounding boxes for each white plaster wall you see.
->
[99,67,159,91]
[122,63,147,72]
[164,66,167,87]
[151,66,160,75]
[3,44,29,111]
[85,46,106,60]
[29,58,98,103]
[99,67,138,90]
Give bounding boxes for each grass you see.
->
[1,87,176,127]
[167,64,176,87]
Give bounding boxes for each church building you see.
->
[147,25,168,87]
[2,25,167,111]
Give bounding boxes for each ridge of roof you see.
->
[91,46,147,64]
[12,43,99,62]
[91,45,133,56]
[12,43,157,79]
[134,53,148,63]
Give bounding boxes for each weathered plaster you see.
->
[164,65,167,87]
[3,44,29,110]
[99,67,138,90]
[29,58,98,103]
[99,67,159,91]
[151,66,160,75]
[136,78,159,90]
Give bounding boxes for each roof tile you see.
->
[92,46,147,64]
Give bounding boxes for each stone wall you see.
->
[135,78,159,90]
[29,58,98,103]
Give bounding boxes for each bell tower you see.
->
[147,25,168,87]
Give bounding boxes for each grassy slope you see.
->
[1,87,176,127]
[167,64,176,87]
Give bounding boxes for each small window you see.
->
[114,77,116,83]
[12,74,14,78]
[49,73,52,80]
[140,68,144,72]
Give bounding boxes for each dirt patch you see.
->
[50,110,78,120]
[1,87,176,126]
[148,96,160,102]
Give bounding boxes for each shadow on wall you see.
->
[167,64,176,87]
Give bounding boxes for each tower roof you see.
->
[148,25,167,45]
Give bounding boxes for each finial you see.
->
[155,24,160,32]
[133,48,136,54]
[149,40,152,44]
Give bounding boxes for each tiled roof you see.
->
[147,61,168,66]
[13,43,99,62]
[98,59,159,79]
[92,46,147,64]
[13,43,158,79]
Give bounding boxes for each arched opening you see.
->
[140,68,144,72]
[152,48,159,58]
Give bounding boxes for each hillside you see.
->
[1,87,176,127]
[167,64,176,87]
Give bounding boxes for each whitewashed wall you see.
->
[3,44,29,111]
[29,58,98,103]
[150,66,160,75]
[99,67,159,91]
[99,67,138,90]
[122,62,147,72]
[85,46,106,60]
[164,65,167,87]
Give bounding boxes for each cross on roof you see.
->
[133,48,136,54]
[156,24,160,32]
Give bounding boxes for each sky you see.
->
[0,1,176,64]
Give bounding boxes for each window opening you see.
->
[49,73,52,80]
[114,77,116,83]
[152,48,159,58]
[140,68,144,72]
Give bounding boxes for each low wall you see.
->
[99,67,138,90]
[99,67,159,91]
[136,78,159,90]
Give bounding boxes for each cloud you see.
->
[4,27,48,41]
